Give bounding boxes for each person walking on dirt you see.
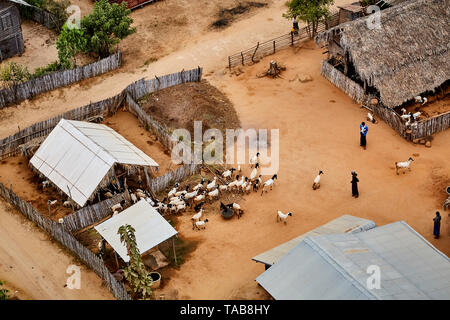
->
[351,171,359,198]
[292,16,299,35]
[360,122,369,150]
[433,211,441,239]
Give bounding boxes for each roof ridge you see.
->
[304,237,379,300]
[64,119,120,163]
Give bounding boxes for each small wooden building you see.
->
[0,1,24,61]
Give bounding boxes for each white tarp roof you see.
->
[30,119,158,207]
[95,199,177,263]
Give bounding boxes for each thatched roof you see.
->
[316,0,450,107]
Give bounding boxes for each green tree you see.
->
[0,280,10,300]
[81,0,136,57]
[56,24,87,68]
[283,0,334,38]
[118,224,153,300]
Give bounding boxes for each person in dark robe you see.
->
[351,171,359,198]
[360,122,369,150]
[433,211,441,239]
[292,16,299,34]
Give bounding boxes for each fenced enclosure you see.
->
[0,182,132,300]
[0,51,122,109]
[149,163,202,195]
[227,12,339,69]
[321,60,450,140]
[0,66,206,300]
[0,67,203,160]
[28,7,64,31]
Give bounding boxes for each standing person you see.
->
[351,171,359,198]
[433,211,441,239]
[360,122,369,150]
[292,16,299,34]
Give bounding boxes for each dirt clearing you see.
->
[211,1,268,29]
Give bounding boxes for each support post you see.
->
[228,56,231,71]
[241,52,244,66]
[273,40,276,54]
[291,31,294,46]
[172,237,177,266]
[251,42,259,63]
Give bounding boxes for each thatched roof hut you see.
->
[316,0,450,108]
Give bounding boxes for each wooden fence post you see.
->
[251,42,260,63]
[291,31,294,46]
[241,52,244,66]
[273,40,276,54]
[228,56,232,71]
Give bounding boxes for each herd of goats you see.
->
[108,152,296,231]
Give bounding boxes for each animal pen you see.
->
[0,1,23,61]
[0,67,203,300]
[316,0,450,141]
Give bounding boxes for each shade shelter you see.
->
[95,199,177,263]
[30,119,159,207]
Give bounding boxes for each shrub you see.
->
[0,62,31,87]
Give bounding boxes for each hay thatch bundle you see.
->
[316,0,450,108]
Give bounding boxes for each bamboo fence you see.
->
[321,60,450,140]
[227,12,339,69]
[0,182,131,300]
[149,163,202,195]
[62,192,130,233]
[0,51,122,109]
[28,7,64,31]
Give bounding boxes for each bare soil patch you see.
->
[138,80,241,136]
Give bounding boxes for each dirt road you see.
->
[0,200,114,300]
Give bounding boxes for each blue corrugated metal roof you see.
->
[256,221,450,300]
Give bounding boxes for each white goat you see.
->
[42,180,51,188]
[110,203,123,212]
[312,170,324,190]
[193,178,206,191]
[261,174,278,195]
[63,200,74,207]
[191,208,204,223]
[277,211,293,224]
[130,193,138,204]
[48,199,58,206]
[222,168,236,180]
[193,191,207,204]
[168,183,179,198]
[414,96,428,105]
[206,177,217,191]
[367,112,376,124]
[193,219,209,230]
[395,157,414,175]
[250,163,260,181]
[207,187,219,202]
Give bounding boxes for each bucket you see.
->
[149,272,161,289]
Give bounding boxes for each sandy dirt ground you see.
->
[4,20,58,72]
[0,200,114,300]
[1,0,448,300]
[150,44,450,300]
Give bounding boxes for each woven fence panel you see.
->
[0,182,131,300]
[0,52,122,109]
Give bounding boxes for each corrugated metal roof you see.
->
[252,215,376,266]
[256,221,450,300]
[95,199,177,263]
[30,119,158,207]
